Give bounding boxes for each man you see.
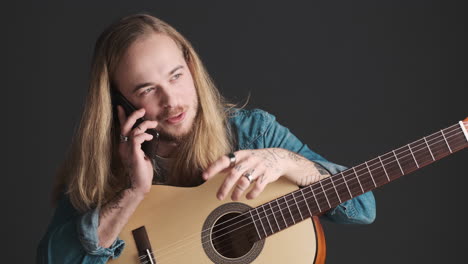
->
[37,13,375,263]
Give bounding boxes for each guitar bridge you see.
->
[132,226,156,264]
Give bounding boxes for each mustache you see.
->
[157,106,187,120]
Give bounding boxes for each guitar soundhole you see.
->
[211,212,256,258]
[202,202,264,264]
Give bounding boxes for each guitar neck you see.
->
[249,120,468,240]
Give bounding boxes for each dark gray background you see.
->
[3,0,467,263]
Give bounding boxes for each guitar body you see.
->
[108,174,325,264]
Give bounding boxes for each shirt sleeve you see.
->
[259,110,376,224]
[36,194,125,263]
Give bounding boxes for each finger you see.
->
[118,132,154,161]
[130,133,154,149]
[121,108,146,136]
[203,153,236,180]
[129,120,159,137]
[216,154,260,200]
[231,176,251,201]
[246,173,269,200]
[216,165,250,200]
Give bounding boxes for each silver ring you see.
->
[243,169,255,183]
[120,134,129,143]
[227,153,236,167]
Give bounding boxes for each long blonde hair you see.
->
[52,14,234,212]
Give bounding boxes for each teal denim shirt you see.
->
[36,108,376,263]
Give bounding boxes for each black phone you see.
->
[111,89,159,159]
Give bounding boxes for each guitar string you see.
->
[141,126,466,264]
[139,124,466,263]
[138,124,464,264]
[140,121,463,259]
[207,121,468,242]
[138,123,464,262]
[147,127,467,264]
[204,126,468,256]
[151,132,468,263]
[150,137,465,264]
[140,122,464,260]
[146,136,468,264]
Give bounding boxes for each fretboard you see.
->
[248,121,468,240]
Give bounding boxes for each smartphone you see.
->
[111,89,159,159]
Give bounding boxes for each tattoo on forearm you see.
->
[314,163,330,176]
[251,149,281,172]
[287,151,308,163]
[272,148,287,158]
[265,149,278,162]
[295,163,330,187]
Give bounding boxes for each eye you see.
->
[170,73,182,81]
[141,87,154,96]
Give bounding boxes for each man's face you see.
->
[114,33,198,142]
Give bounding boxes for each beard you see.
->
[158,124,193,143]
[156,101,199,144]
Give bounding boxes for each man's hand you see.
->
[116,105,158,195]
[202,148,330,201]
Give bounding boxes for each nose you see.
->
[158,86,179,108]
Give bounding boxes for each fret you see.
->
[321,177,341,206]
[291,192,304,220]
[342,170,363,197]
[302,186,320,213]
[255,207,268,237]
[410,139,434,167]
[294,190,313,218]
[424,137,435,161]
[269,203,281,232]
[366,158,388,186]
[283,196,296,225]
[313,183,332,211]
[354,164,374,192]
[352,167,365,193]
[365,161,377,187]
[378,155,391,182]
[396,145,419,174]
[286,193,303,223]
[445,126,468,152]
[334,172,353,201]
[407,143,419,168]
[392,150,405,175]
[318,180,331,208]
[329,176,342,203]
[300,188,313,216]
[441,129,453,153]
[276,199,288,228]
[262,205,274,235]
[301,185,320,214]
[308,186,322,212]
[249,209,262,239]
[426,131,451,160]
[378,152,403,180]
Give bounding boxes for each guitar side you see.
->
[108,174,325,264]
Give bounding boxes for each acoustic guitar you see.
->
[108,118,468,264]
